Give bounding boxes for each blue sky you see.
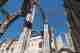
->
[0,0,68,42]
[40,0,68,34]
